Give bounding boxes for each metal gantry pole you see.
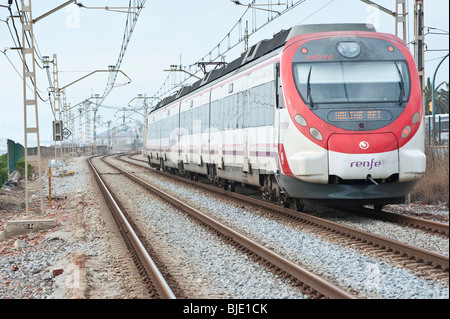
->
[52,54,64,162]
[93,95,99,155]
[69,110,76,157]
[85,102,92,156]
[143,98,148,156]
[431,53,449,144]
[78,108,83,155]
[107,120,112,151]
[20,0,44,215]
[62,89,70,157]
[395,0,407,43]
[414,0,425,92]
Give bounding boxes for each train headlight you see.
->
[337,42,361,58]
[309,127,323,141]
[295,114,307,127]
[412,112,421,125]
[401,125,412,139]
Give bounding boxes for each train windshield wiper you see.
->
[306,66,317,110]
[394,62,405,106]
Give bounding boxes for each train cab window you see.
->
[293,61,411,105]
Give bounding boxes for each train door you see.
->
[242,75,250,173]
[274,62,284,164]
[193,90,210,167]
[177,101,182,158]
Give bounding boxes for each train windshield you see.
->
[293,61,410,105]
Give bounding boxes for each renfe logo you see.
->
[350,158,381,170]
[359,141,369,149]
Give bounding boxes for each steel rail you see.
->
[88,156,176,299]
[105,156,357,299]
[121,154,449,272]
[349,206,449,236]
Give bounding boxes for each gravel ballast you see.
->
[120,156,449,299]
[0,155,448,299]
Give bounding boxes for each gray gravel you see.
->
[121,157,449,299]
[0,157,128,299]
[98,157,308,299]
[1,155,448,299]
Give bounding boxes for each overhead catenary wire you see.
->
[153,0,307,100]
[0,48,50,105]
[96,0,146,108]
[5,3,49,101]
[14,0,44,63]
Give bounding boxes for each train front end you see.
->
[278,25,426,206]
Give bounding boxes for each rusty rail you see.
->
[88,156,176,299]
[351,206,449,236]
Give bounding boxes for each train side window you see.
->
[248,82,274,127]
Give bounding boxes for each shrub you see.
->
[0,153,6,169]
[0,154,8,186]
[409,147,449,206]
[0,168,7,186]
[16,157,34,179]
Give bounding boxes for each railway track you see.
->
[121,153,449,283]
[88,156,176,299]
[95,154,356,299]
[341,206,449,237]
[128,152,449,238]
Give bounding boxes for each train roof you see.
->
[151,23,377,112]
[152,28,291,112]
[287,23,376,41]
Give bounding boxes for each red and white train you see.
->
[146,23,426,210]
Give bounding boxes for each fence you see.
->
[7,139,25,174]
[425,114,449,145]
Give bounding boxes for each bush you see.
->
[0,168,7,186]
[0,154,7,185]
[16,157,34,179]
[409,148,449,206]
[0,153,6,169]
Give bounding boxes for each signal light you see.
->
[301,47,308,54]
[388,46,395,52]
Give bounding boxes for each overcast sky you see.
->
[1,0,448,146]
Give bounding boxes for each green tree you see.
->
[424,78,449,115]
